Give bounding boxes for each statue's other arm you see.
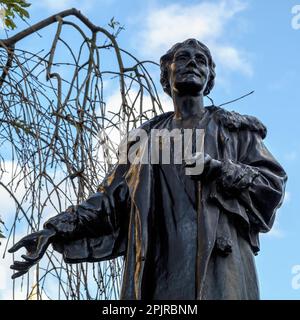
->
[207,128,287,253]
[217,131,286,230]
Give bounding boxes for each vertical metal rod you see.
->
[196,180,202,299]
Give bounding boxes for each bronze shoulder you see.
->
[214,107,267,139]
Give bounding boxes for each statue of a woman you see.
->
[9,39,287,300]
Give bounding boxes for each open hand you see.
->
[8,228,56,279]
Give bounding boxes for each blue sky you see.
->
[0,0,300,300]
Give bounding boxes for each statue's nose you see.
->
[186,57,197,68]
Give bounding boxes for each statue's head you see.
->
[160,39,216,97]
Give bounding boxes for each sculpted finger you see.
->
[10,260,33,271]
[21,236,49,262]
[8,231,43,253]
[11,270,28,280]
[8,240,26,253]
[21,253,41,263]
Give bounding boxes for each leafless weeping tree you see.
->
[0,8,164,300]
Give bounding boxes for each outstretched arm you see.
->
[9,163,130,278]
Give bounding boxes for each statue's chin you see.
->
[174,81,204,96]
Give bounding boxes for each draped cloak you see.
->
[44,106,287,300]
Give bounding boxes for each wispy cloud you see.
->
[137,0,252,76]
[214,45,252,76]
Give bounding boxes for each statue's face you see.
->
[168,46,210,96]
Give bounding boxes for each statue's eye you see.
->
[195,56,206,64]
[175,55,187,61]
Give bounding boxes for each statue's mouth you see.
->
[183,70,201,77]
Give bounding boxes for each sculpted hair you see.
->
[160,39,216,97]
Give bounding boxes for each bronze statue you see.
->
[9,39,287,300]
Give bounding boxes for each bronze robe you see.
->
[45,106,287,300]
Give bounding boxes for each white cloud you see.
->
[99,88,173,141]
[104,88,173,121]
[137,0,252,76]
[93,88,174,164]
[213,45,252,76]
[0,161,65,226]
[0,236,30,300]
[263,220,284,239]
[0,242,50,300]
[0,161,27,222]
